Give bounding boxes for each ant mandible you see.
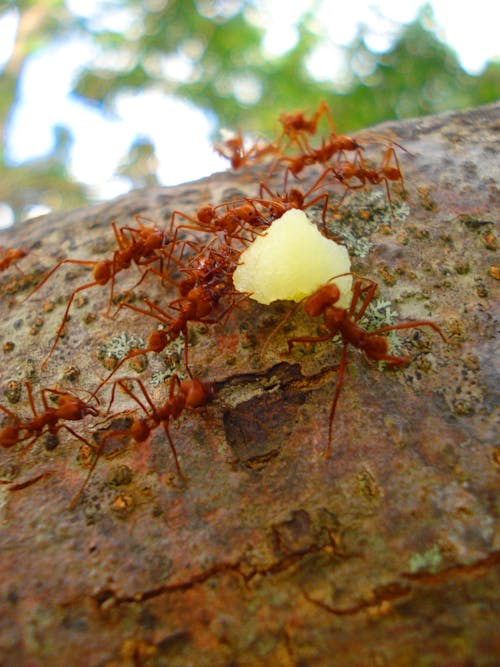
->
[286,275,450,457]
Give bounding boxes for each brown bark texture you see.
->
[0,102,498,667]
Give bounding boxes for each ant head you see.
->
[304,284,340,317]
[197,206,215,224]
[267,201,285,219]
[57,395,99,420]
[288,189,304,208]
[146,227,165,248]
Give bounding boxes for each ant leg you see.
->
[91,339,159,400]
[326,344,349,458]
[383,147,407,196]
[0,403,18,420]
[41,280,101,369]
[349,277,378,321]
[105,377,149,414]
[287,333,333,353]
[261,299,305,353]
[110,220,130,252]
[167,374,182,397]
[119,299,173,327]
[119,253,165,297]
[39,386,78,412]
[23,258,97,304]
[7,470,55,492]
[304,166,336,199]
[116,378,156,416]
[58,423,95,448]
[317,99,336,134]
[383,177,397,225]
[303,191,330,234]
[258,181,275,200]
[68,436,102,510]
[162,420,187,481]
[25,381,40,416]
[368,320,449,345]
[105,251,120,316]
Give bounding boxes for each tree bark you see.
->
[0,102,498,667]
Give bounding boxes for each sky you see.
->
[0,0,498,228]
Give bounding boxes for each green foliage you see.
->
[0,0,498,222]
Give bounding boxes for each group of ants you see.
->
[0,101,450,508]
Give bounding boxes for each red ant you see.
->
[332,147,407,220]
[255,168,334,231]
[170,241,241,297]
[278,99,333,147]
[0,246,28,272]
[25,217,173,368]
[92,272,244,397]
[214,132,277,170]
[282,132,362,178]
[70,374,215,507]
[168,200,270,256]
[277,101,361,173]
[0,382,99,453]
[284,275,449,457]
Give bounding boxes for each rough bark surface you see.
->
[0,103,498,667]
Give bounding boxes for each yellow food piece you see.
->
[233,208,352,306]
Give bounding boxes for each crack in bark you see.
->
[301,582,413,617]
[301,550,500,617]
[217,360,337,405]
[108,541,337,607]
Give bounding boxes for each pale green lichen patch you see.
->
[98,332,145,363]
[150,338,186,386]
[408,544,442,573]
[326,190,410,258]
[364,297,403,354]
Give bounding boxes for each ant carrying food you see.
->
[70,374,215,507]
[25,217,173,368]
[285,275,450,457]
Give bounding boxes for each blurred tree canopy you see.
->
[0,0,498,222]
